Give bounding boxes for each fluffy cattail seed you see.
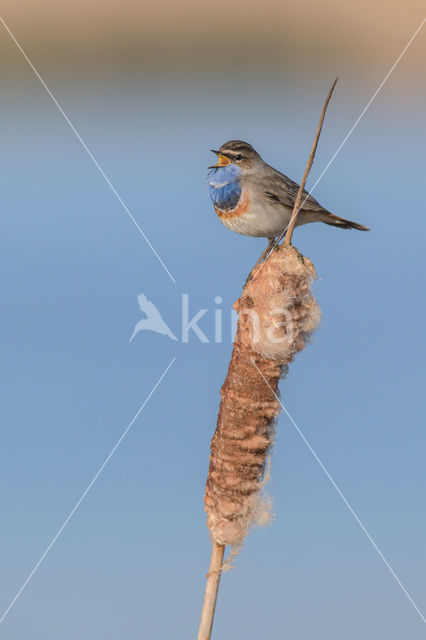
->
[204,245,320,547]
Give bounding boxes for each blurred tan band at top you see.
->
[0,0,424,72]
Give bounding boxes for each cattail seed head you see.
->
[204,245,320,547]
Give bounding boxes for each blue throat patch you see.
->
[207,164,242,211]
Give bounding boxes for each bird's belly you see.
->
[220,199,292,238]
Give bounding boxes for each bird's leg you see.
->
[275,224,290,247]
[245,237,276,284]
[257,237,276,265]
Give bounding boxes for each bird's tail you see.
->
[316,210,370,231]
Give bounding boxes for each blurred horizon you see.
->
[0,1,425,73]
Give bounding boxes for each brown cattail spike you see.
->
[204,245,320,548]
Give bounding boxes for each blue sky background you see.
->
[0,27,425,639]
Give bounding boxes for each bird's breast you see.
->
[214,188,251,220]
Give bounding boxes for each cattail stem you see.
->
[197,542,226,640]
[198,81,335,638]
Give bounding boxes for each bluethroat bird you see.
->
[207,140,369,253]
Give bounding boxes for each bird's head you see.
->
[209,140,262,171]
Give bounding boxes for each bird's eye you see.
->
[234,154,243,161]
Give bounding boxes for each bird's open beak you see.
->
[208,150,231,169]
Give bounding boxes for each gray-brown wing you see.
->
[261,164,326,213]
